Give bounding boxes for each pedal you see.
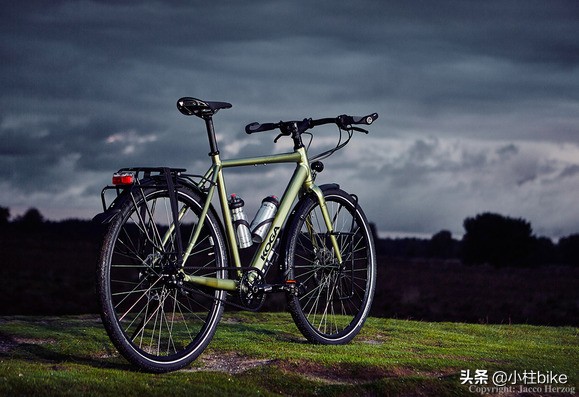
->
[283,280,303,296]
[255,284,274,293]
[255,280,301,295]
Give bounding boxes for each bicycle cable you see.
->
[309,126,354,162]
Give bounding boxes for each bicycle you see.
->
[94,97,378,373]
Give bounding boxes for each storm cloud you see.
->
[1,0,578,237]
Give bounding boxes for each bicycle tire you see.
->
[96,184,228,372]
[284,187,376,344]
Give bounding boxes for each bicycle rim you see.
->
[97,187,227,371]
[287,191,376,344]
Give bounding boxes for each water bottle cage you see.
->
[250,218,273,233]
[233,219,250,228]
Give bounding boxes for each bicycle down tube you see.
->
[180,146,343,291]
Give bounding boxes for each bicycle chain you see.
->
[177,266,266,312]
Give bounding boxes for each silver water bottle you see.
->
[250,196,279,243]
[229,194,252,249]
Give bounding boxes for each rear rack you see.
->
[99,167,214,212]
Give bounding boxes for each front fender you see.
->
[277,183,341,271]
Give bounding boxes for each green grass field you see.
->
[1,312,577,396]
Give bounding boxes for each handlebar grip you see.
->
[245,122,278,134]
[352,113,379,125]
[339,113,379,127]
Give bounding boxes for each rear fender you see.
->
[92,176,211,225]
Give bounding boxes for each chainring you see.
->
[239,268,266,311]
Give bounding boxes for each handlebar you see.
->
[245,113,379,136]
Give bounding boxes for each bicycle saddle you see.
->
[177,97,232,118]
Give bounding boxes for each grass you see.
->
[0,312,577,396]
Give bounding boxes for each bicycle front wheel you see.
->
[284,187,376,344]
[96,185,228,372]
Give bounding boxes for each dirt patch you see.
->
[277,360,462,385]
[185,353,395,383]
[0,333,56,353]
[184,351,459,385]
[185,351,276,374]
[277,360,393,385]
[0,336,14,353]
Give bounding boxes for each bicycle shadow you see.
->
[0,314,313,375]
[0,329,132,372]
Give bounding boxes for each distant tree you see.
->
[557,234,579,266]
[461,212,534,267]
[0,206,9,226]
[429,230,456,258]
[15,208,45,225]
[533,236,556,265]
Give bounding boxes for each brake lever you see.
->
[351,126,369,134]
[274,133,285,143]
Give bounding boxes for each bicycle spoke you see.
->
[98,186,227,371]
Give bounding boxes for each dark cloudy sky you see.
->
[2,1,579,239]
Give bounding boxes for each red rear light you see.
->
[112,173,135,185]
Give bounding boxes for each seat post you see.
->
[203,116,220,156]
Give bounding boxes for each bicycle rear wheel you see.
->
[284,187,376,344]
[96,184,227,372]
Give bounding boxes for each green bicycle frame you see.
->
[181,146,343,291]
